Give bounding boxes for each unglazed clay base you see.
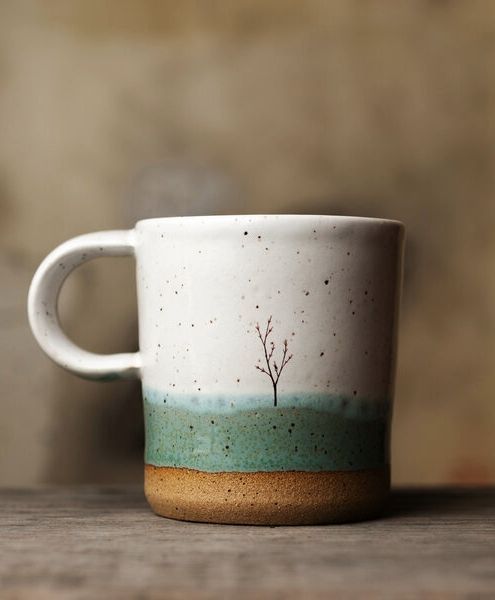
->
[144,464,390,525]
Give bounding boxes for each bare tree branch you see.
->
[255,365,270,376]
[254,316,294,406]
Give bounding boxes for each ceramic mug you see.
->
[28,215,404,525]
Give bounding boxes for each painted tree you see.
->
[254,316,293,407]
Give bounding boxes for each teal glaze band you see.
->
[143,388,390,473]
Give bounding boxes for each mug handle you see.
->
[27,230,141,380]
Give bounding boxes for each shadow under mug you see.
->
[28,214,404,525]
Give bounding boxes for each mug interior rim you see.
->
[136,214,404,228]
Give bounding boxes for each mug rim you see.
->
[136,214,404,228]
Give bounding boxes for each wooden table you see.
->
[1,487,494,598]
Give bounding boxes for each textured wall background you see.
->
[1,0,494,485]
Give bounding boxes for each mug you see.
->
[28,215,404,525]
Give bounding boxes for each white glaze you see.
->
[27,230,141,379]
[28,215,404,403]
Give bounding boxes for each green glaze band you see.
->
[143,388,390,472]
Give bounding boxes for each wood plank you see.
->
[1,487,494,598]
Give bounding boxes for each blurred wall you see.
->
[1,0,494,485]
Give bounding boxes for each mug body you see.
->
[136,215,404,524]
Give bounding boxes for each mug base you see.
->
[144,464,389,525]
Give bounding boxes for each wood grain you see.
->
[1,487,494,599]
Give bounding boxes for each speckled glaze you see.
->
[28,215,404,525]
[143,389,389,472]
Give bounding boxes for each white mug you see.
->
[28,215,404,525]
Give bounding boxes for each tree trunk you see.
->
[273,383,277,407]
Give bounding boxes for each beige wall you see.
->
[1,0,494,485]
